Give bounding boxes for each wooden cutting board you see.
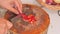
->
[4,4,50,34]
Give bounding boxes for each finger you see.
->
[5,19,13,29]
[0,20,7,34]
[0,18,13,34]
[1,4,19,14]
[14,0,22,13]
[0,18,13,29]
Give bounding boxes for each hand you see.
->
[0,18,13,34]
[0,0,22,14]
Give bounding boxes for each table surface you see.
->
[21,0,60,34]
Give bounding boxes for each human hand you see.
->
[0,0,22,14]
[0,18,13,34]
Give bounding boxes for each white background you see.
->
[21,0,60,34]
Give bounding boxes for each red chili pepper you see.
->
[28,14,36,24]
[17,9,36,24]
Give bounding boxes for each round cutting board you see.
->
[4,4,50,34]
